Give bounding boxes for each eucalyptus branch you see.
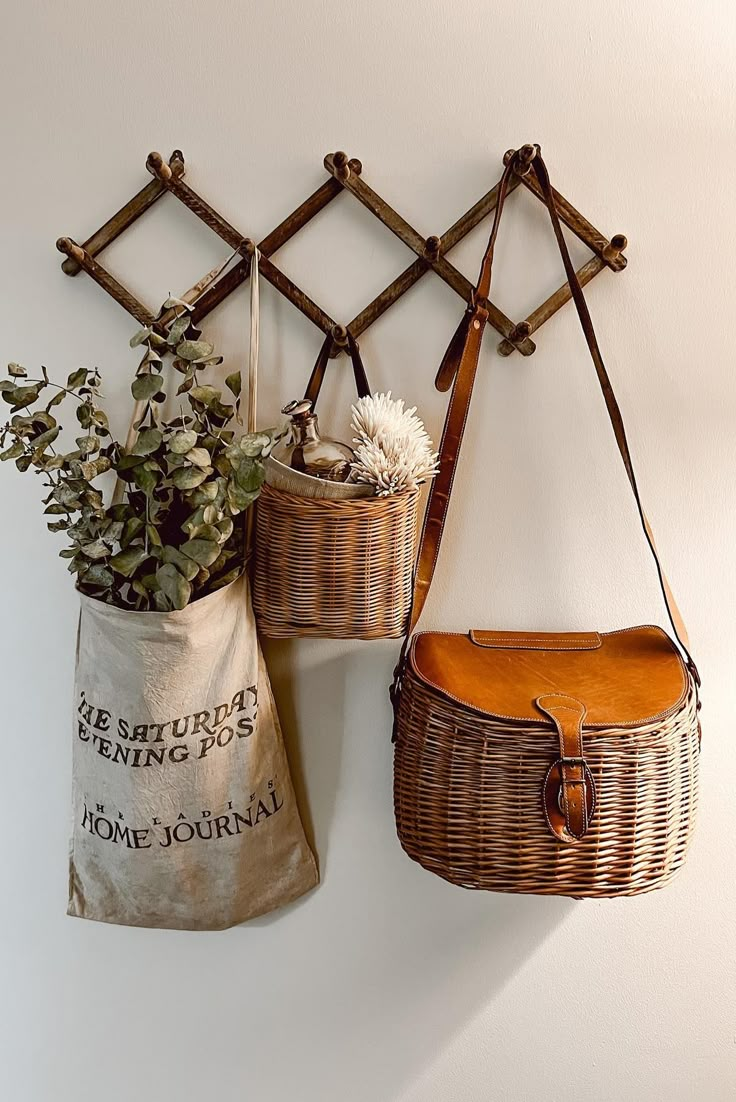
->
[1,299,275,612]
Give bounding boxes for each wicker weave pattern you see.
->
[253,484,419,638]
[394,667,699,897]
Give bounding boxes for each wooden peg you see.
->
[425,235,442,261]
[56,236,85,264]
[332,151,352,181]
[508,321,531,344]
[504,144,538,176]
[602,234,628,264]
[146,151,173,182]
[331,323,349,347]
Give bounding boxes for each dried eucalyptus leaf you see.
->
[177,340,214,362]
[187,481,220,505]
[103,520,125,544]
[224,372,241,399]
[133,466,158,495]
[76,435,99,454]
[240,432,271,457]
[8,363,27,378]
[217,517,234,541]
[169,429,197,454]
[172,466,207,490]
[165,453,188,472]
[181,506,205,535]
[32,426,60,451]
[227,483,258,512]
[121,516,145,548]
[9,384,42,410]
[180,538,221,567]
[202,504,218,525]
[75,402,94,427]
[131,373,163,401]
[189,385,219,406]
[132,427,163,456]
[186,447,211,468]
[146,523,163,548]
[109,547,149,577]
[167,315,190,347]
[84,488,105,512]
[79,456,111,480]
[208,399,234,422]
[162,546,199,581]
[83,564,115,588]
[54,483,83,508]
[156,563,191,611]
[190,523,222,544]
[117,453,146,471]
[163,295,193,311]
[81,539,109,561]
[235,456,264,492]
[153,589,169,612]
[48,519,70,533]
[129,327,153,348]
[67,368,88,388]
[0,440,24,461]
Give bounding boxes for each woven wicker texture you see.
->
[394,668,700,897]
[253,483,419,638]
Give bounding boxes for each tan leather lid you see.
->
[410,626,688,728]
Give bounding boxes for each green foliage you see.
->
[1,300,277,612]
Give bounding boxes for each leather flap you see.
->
[410,626,688,729]
[470,630,601,651]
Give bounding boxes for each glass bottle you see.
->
[273,399,354,483]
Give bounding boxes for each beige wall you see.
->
[1,1,735,1099]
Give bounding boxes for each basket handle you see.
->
[304,328,371,410]
[402,145,699,686]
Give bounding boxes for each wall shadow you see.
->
[231,640,575,1098]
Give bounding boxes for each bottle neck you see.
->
[291,414,320,445]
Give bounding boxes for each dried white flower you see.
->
[349,392,439,496]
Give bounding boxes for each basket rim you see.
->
[260,481,420,508]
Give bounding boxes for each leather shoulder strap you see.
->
[304,330,371,409]
[407,146,698,684]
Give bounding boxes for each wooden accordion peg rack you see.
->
[56,144,627,358]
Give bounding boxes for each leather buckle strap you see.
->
[537,693,595,842]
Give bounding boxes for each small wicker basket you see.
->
[253,483,419,639]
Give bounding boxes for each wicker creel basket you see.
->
[253,483,419,639]
[394,640,700,898]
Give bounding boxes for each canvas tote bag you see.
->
[68,251,318,929]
